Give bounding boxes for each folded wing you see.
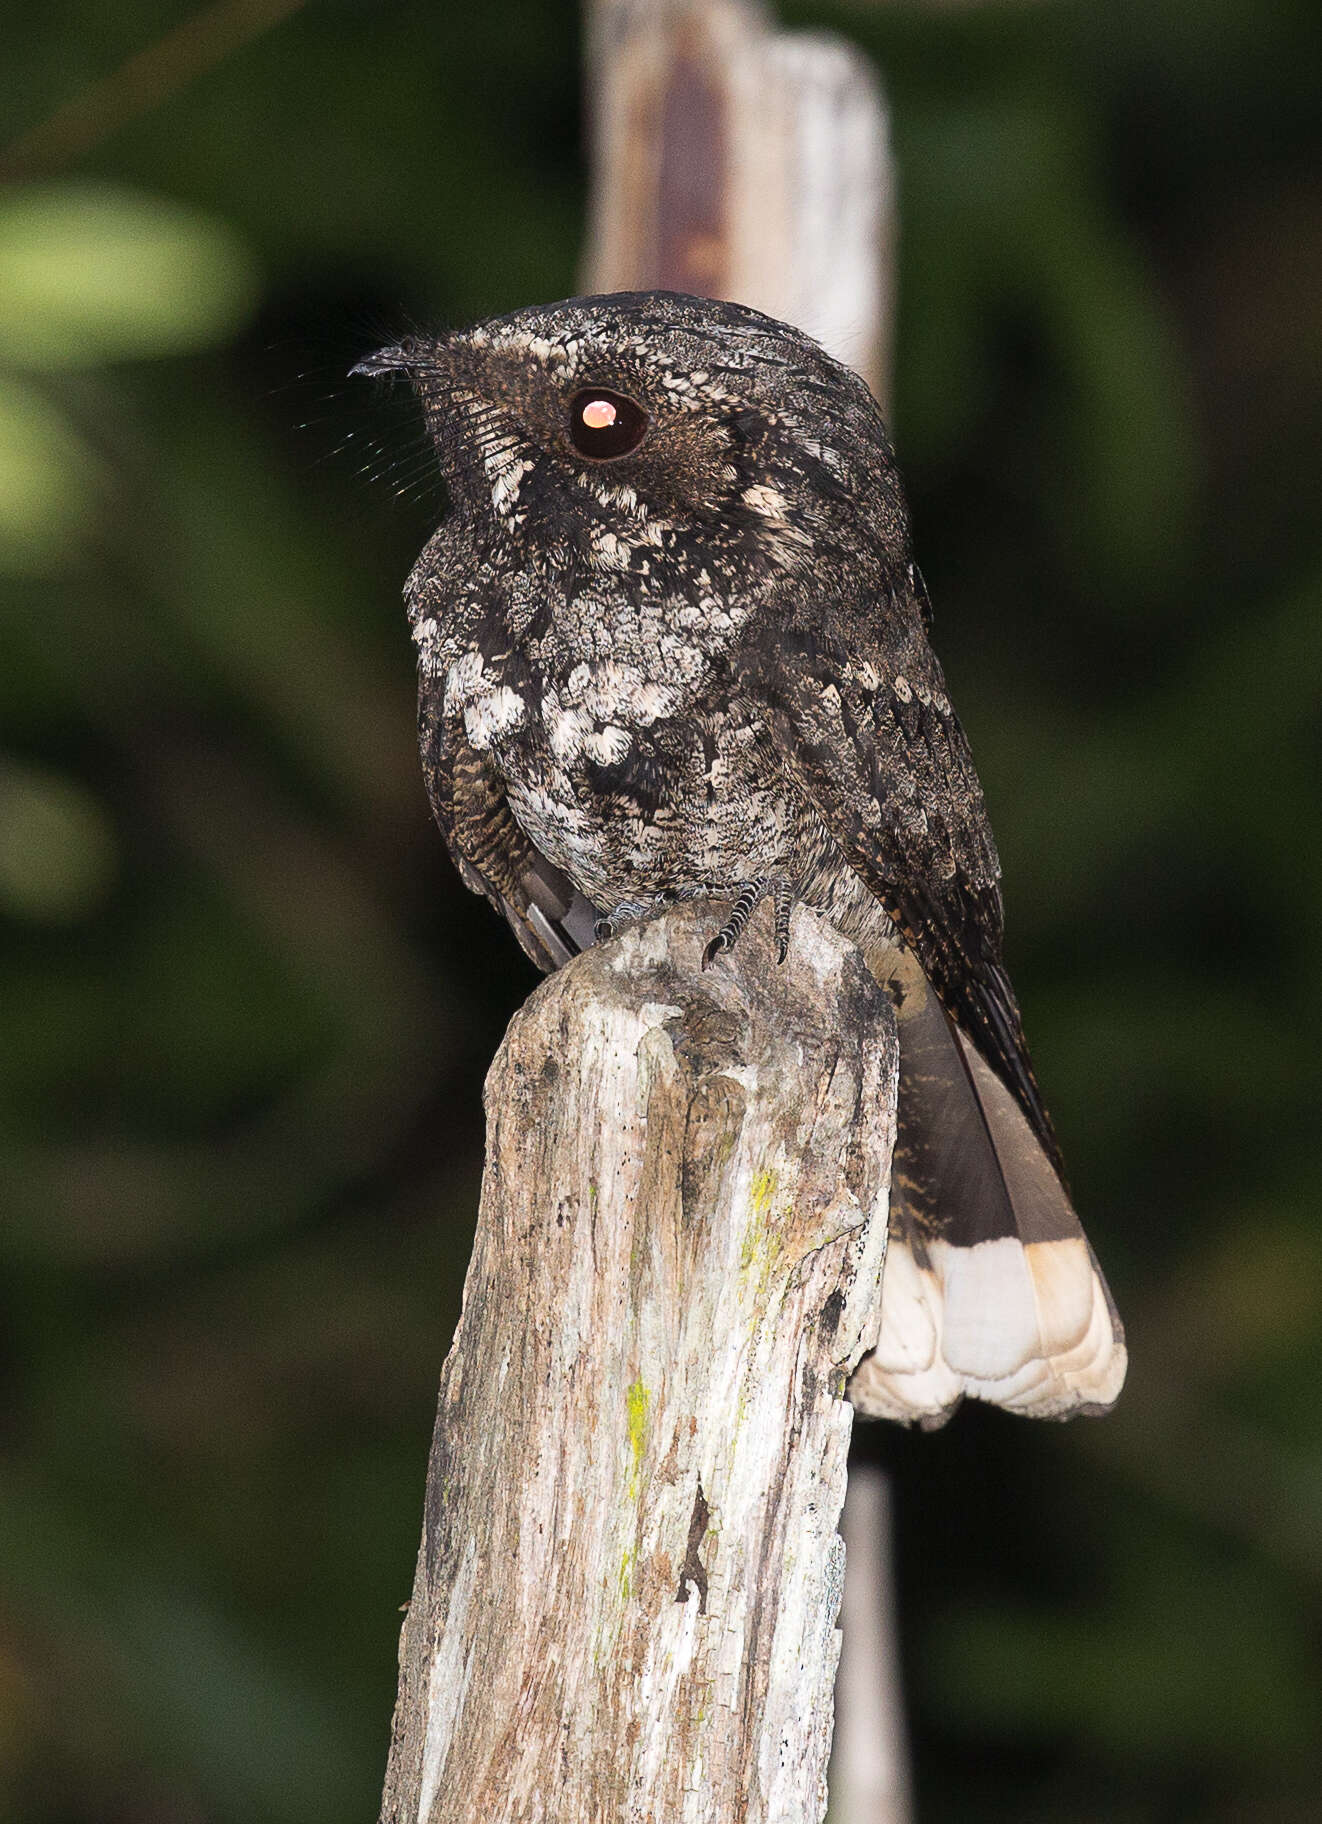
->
[734,590,1126,1424]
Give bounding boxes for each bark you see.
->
[379,902,896,1823]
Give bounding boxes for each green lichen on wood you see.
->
[626,1375,650,1499]
[739,1163,787,1300]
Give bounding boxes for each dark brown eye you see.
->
[567,388,649,461]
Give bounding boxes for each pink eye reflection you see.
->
[580,398,619,431]
[566,386,648,459]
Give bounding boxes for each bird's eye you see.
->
[567,388,649,461]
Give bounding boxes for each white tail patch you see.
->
[850,1233,1126,1425]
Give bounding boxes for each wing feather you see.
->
[418,688,597,974]
[735,599,1060,1168]
[734,582,1124,1423]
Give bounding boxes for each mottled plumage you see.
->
[357,291,1125,1425]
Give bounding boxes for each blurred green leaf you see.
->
[0,182,259,369]
[0,375,102,573]
[0,757,116,921]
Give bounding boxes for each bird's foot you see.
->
[593,886,705,942]
[594,897,663,941]
[701,877,797,970]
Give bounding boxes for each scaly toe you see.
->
[594,894,673,942]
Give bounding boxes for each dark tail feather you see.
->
[850,976,1126,1426]
[457,842,599,975]
[517,853,600,967]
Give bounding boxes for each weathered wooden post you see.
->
[380,4,908,1818]
[380,905,895,1821]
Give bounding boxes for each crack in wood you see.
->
[676,1477,711,1612]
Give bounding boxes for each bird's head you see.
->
[353,291,910,588]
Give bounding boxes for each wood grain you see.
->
[379,901,896,1823]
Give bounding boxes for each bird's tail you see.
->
[849,974,1127,1427]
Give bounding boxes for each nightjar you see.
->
[356,291,1126,1426]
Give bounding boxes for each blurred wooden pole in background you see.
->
[581,0,896,413]
[834,1463,913,1824]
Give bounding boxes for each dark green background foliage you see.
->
[1,2,1319,1819]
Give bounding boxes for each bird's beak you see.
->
[350,344,413,378]
[351,333,456,381]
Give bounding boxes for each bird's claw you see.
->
[594,896,663,941]
[701,930,731,970]
[594,886,705,942]
[597,880,797,963]
[700,877,797,970]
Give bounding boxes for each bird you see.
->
[355,289,1126,1427]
